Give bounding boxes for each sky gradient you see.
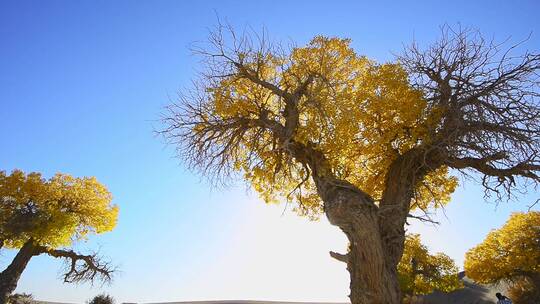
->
[1,1,539,303]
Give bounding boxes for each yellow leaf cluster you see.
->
[0,169,118,249]
[398,234,462,296]
[207,36,457,217]
[464,211,540,284]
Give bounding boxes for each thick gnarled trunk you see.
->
[314,150,430,304]
[0,240,40,304]
[378,151,424,272]
[345,218,402,304]
[316,177,403,304]
[294,144,427,303]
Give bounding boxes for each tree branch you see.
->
[447,157,540,180]
[234,63,292,100]
[329,251,349,263]
[399,25,540,199]
[527,199,540,212]
[44,248,114,284]
[407,213,440,225]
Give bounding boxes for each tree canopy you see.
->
[465,211,540,285]
[398,234,461,296]
[0,169,118,250]
[164,32,460,219]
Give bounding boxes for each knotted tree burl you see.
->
[162,25,540,304]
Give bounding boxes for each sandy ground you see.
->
[34,274,510,304]
[35,302,346,304]
[147,302,345,304]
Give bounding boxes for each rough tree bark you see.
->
[316,152,429,304]
[318,176,402,304]
[0,240,40,304]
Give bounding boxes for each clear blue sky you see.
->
[1,1,539,303]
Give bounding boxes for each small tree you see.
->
[465,211,540,302]
[0,170,119,303]
[88,294,115,304]
[7,293,33,304]
[162,24,540,304]
[398,234,461,298]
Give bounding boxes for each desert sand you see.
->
[34,274,509,304]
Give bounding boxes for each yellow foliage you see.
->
[0,169,118,249]
[398,234,462,296]
[206,36,457,217]
[464,211,540,284]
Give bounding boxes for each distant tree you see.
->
[7,293,33,304]
[87,294,115,304]
[465,211,540,302]
[161,24,540,304]
[398,234,461,299]
[0,170,119,303]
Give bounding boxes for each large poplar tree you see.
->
[162,25,540,303]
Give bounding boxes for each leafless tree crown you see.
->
[398,26,540,199]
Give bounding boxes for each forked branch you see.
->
[45,248,114,284]
[399,25,540,198]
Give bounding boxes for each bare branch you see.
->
[407,213,440,225]
[45,248,115,284]
[329,251,349,263]
[398,25,540,199]
[527,199,540,212]
[447,156,540,180]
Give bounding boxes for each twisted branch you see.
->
[45,248,114,284]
